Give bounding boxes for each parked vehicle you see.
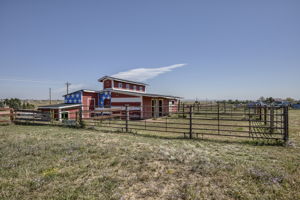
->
[291,103,300,109]
[247,101,267,108]
[273,101,291,107]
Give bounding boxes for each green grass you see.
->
[0,110,300,199]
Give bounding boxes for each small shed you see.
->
[38,103,81,121]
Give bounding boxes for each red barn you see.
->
[38,76,180,120]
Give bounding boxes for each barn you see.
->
[38,76,180,120]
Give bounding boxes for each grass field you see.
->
[0,110,299,199]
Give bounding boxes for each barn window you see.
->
[126,84,130,89]
[133,85,137,90]
[118,83,122,88]
[139,86,143,91]
[61,112,68,120]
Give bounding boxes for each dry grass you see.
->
[0,110,300,199]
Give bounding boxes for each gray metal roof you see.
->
[102,89,182,99]
[98,76,148,86]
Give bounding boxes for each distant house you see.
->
[38,76,180,120]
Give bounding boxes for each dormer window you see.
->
[118,83,122,88]
[126,84,129,89]
[133,85,137,90]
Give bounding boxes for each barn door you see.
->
[151,99,163,118]
[88,98,95,110]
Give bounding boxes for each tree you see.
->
[265,97,275,104]
[285,97,295,103]
[258,96,265,102]
[4,98,22,109]
[2,98,35,110]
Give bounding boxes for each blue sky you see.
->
[0,0,299,100]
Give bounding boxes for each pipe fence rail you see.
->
[2,103,289,143]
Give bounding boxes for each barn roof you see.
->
[62,89,99,97]
[98,76,148,86]
[102,89,181,99]
[38,103,81,109]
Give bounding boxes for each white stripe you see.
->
[111,106,141,110]
[111,97,141,103]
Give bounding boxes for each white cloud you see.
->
[112,64,186,82]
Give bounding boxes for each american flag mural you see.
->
[99,91,111,107]
[64,92,82,104]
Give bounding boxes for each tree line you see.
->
[0,98,35,109]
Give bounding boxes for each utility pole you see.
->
[49,88,52,104]
[65,82,71,95]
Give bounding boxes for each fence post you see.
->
[182,103,185,118]
[10,108,14,123]
[50,110,54,124]
[259,106,262,121]
[125,105,129,132]
[189,105,192,139]
[264,106,267,125]
[283,106,289,143]
[270,107,274,134]
[79,107,83,127]
[248,107,251,137]
[217,103,220,134]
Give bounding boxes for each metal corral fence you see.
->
[1,103,289,143]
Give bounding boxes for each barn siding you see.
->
[103,80,112,89]
[82,92,98,118]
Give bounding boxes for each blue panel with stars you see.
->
[64,91,82,104]
[99,91,111,107]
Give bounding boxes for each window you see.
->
[61,112,68,120]
[118,82,122,88]
[126,84,129,89]
[139,86,143,91]
[133,85,137,90]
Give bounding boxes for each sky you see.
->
[0,0,299,100]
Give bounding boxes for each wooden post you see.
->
[125,105,129,132]
[189,105,192,139]
[10,108,14,123]
[50,110,54,124]
[283,106,289,143]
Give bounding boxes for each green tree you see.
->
[4,98,22,109]
[285,97,295,103]
[265,97,275,104]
